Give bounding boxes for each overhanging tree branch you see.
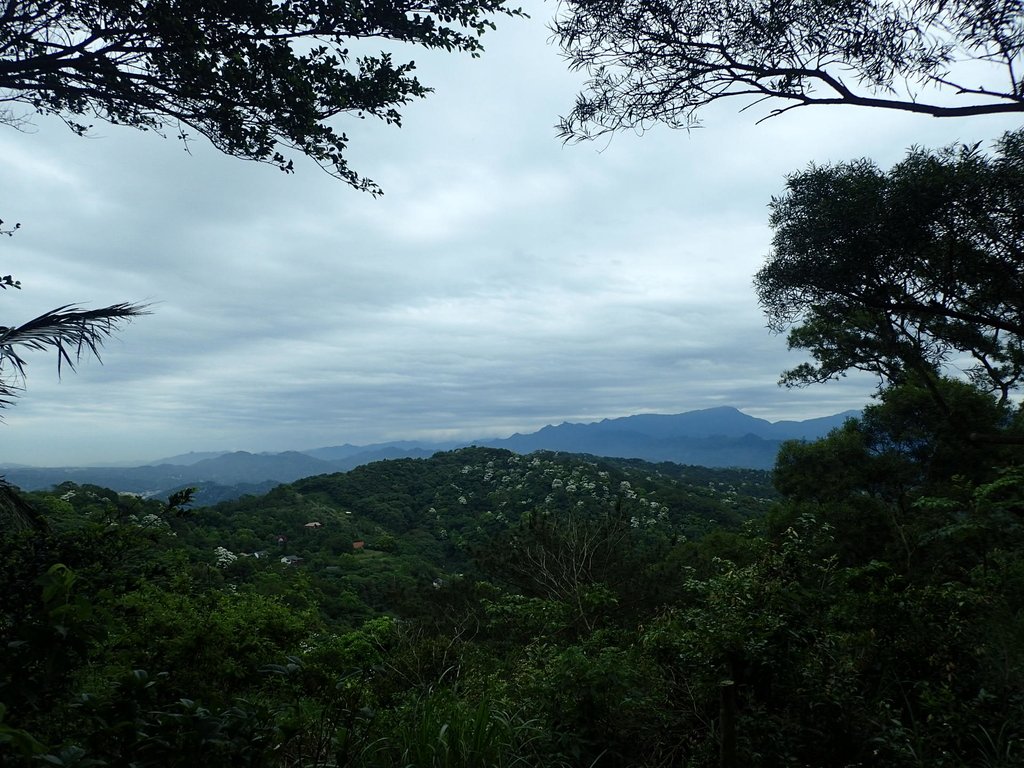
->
[1,0,524,192]
[554,0,1024,139]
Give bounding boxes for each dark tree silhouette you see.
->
[1,0,522,193]
[755,130,1024,408]
[554,0,1024,141]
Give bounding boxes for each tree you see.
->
[0,476,43,529]
[771,378,1019,570]
[553,0,1024,140]
[489,503,636,633]
[1,0,521,194]
[754,130,1024,408]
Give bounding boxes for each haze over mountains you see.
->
[3,406,857,501]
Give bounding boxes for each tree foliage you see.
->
[553,0,1024,140]
[1,248,147,410]
[1,443,1022,766]
[754,130,1024,405]
[0,0,522,192]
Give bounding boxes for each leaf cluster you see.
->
[755,130,1024,403]
[1,0,523,192]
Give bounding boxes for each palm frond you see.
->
[0,302,151,407]
[0,477,46,530]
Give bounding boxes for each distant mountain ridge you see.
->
[480,406,857,467]
[512,406,856,441]
[3,406,858,501]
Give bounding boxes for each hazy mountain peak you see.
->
[6,406,858,501]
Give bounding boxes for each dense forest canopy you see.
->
[2,429,1023,766]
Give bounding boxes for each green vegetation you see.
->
[2,421,1022,766]
[756,132,1024,400]
[0,284,149,410]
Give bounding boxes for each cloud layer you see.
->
[2,4,1020,466]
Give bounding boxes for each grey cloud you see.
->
[3,0,1021,465]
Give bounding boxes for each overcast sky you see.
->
[2,2,1022,466]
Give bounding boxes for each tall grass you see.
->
[353,693,557,768]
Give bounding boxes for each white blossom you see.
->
[214,546,238,567]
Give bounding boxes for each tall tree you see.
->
[553,0,1023,140]
[1,0,522,193]
[754,130,1024,407]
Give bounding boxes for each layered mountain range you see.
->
[3,406,857,501]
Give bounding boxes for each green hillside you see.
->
[2,416,1022,766]
[150,448,776,628]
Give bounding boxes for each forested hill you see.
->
[20,447,776,626]
[185,447,777,620]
